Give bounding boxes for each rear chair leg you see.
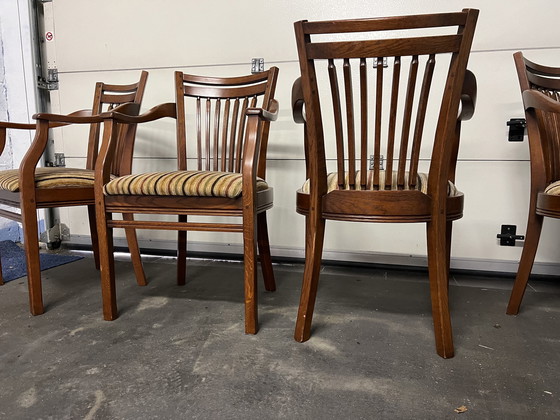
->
[257,212,276,292]
[177,216,187,286]
[294,213,325,343]
[122,213,147,286]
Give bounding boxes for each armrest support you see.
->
[246,99,279,122]
[523,89,560,114]
[292,77,306,124]
[458,70,477,121]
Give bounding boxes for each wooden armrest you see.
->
[523,89,560,114]
[246,99,279,122]
[0,121,36,130]
[33,109,107,124]
[110,102,176,123]
[458,70,476,121]
[292,77,306,124]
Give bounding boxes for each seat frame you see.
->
[292,10,478,358]
[0,72,148,314]
[507,52,560,314]
[95,68,279,334]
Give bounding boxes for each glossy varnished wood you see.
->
[292,10,479,358]
[0,72,148,310]
[507,53,560,315]
[96,68,279,333]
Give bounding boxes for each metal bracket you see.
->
[46,153,65,167]
[251,58,265,74]
[37,68,58,90]
[506,118,526,142]
[370,155,384,171]
[37,0,53,3]
[497,224,524,246]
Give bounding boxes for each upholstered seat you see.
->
[544,180,560,195]
[0,167,97,191]
[104,170,268,198]
[300,170,459,196]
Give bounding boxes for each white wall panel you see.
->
[48,1,560,273]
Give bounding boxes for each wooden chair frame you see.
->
[95,68,279,334]
[507,52,560,314]
[292,10,478,358]
[0,71,148,314]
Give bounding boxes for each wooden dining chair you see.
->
[94,68,279,333]
[0,71,148,314]
[292,9,478,358]
[507,53,560,315]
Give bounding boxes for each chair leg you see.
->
[243,208,259,334]
[97,209,118,321]
[294,213,326,343]
[257,212,276,292]
[87,205,100,270]
[507,211,543,315]
[426,217,454,358]
[0,255,4,285]
[122,213,147,287]
[20,200,44,315]
[177,215,187,286]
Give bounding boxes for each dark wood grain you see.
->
[292,9,479,358]
[96,68,279,333]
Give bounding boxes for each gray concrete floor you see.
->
[1,252,560,419]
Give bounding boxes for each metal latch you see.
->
[506,118,526,142]
[497,224,524,246]
[370,155,384,170]
[251,58,264,74]
[46,153,65,167]
[38,68,58,91]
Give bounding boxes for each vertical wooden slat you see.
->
[196,97,202,170]
[328,59,346,188]
[359,58,368,188]
[385,56,401,190]
[397,55,419,188]
[228,99,240,172]
[213,99,221,171]
[373,57,384,189]
[176,76,187,171]
[221,99,231,172]
[343,59,356,189]
[409,54,436,188]
[235,97,249,173]
[205,98,211,171]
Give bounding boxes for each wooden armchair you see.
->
[0,71,148,315]
[507,53,560,314]
[95,68,279,333]
[292,9,478,358]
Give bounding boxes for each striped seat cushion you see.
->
[301,170,459,196]
[544,180,560,195]
[0,167,96,192]
[104,170,269,198]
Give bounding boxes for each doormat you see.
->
[0,240,83,283]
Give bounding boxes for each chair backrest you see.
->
[294,9,478,196]
[514,52,560,187]
[174,68,279,178]
[87,71,148,174]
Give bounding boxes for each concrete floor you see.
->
[0,252,560,419]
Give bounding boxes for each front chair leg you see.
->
[507,212,543,315]
[98,210,118,321]
[294,213,326,343]
[426,218,454,358]
[243,210,259,334]
[257,212,276,292]
[21,200,44,315]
